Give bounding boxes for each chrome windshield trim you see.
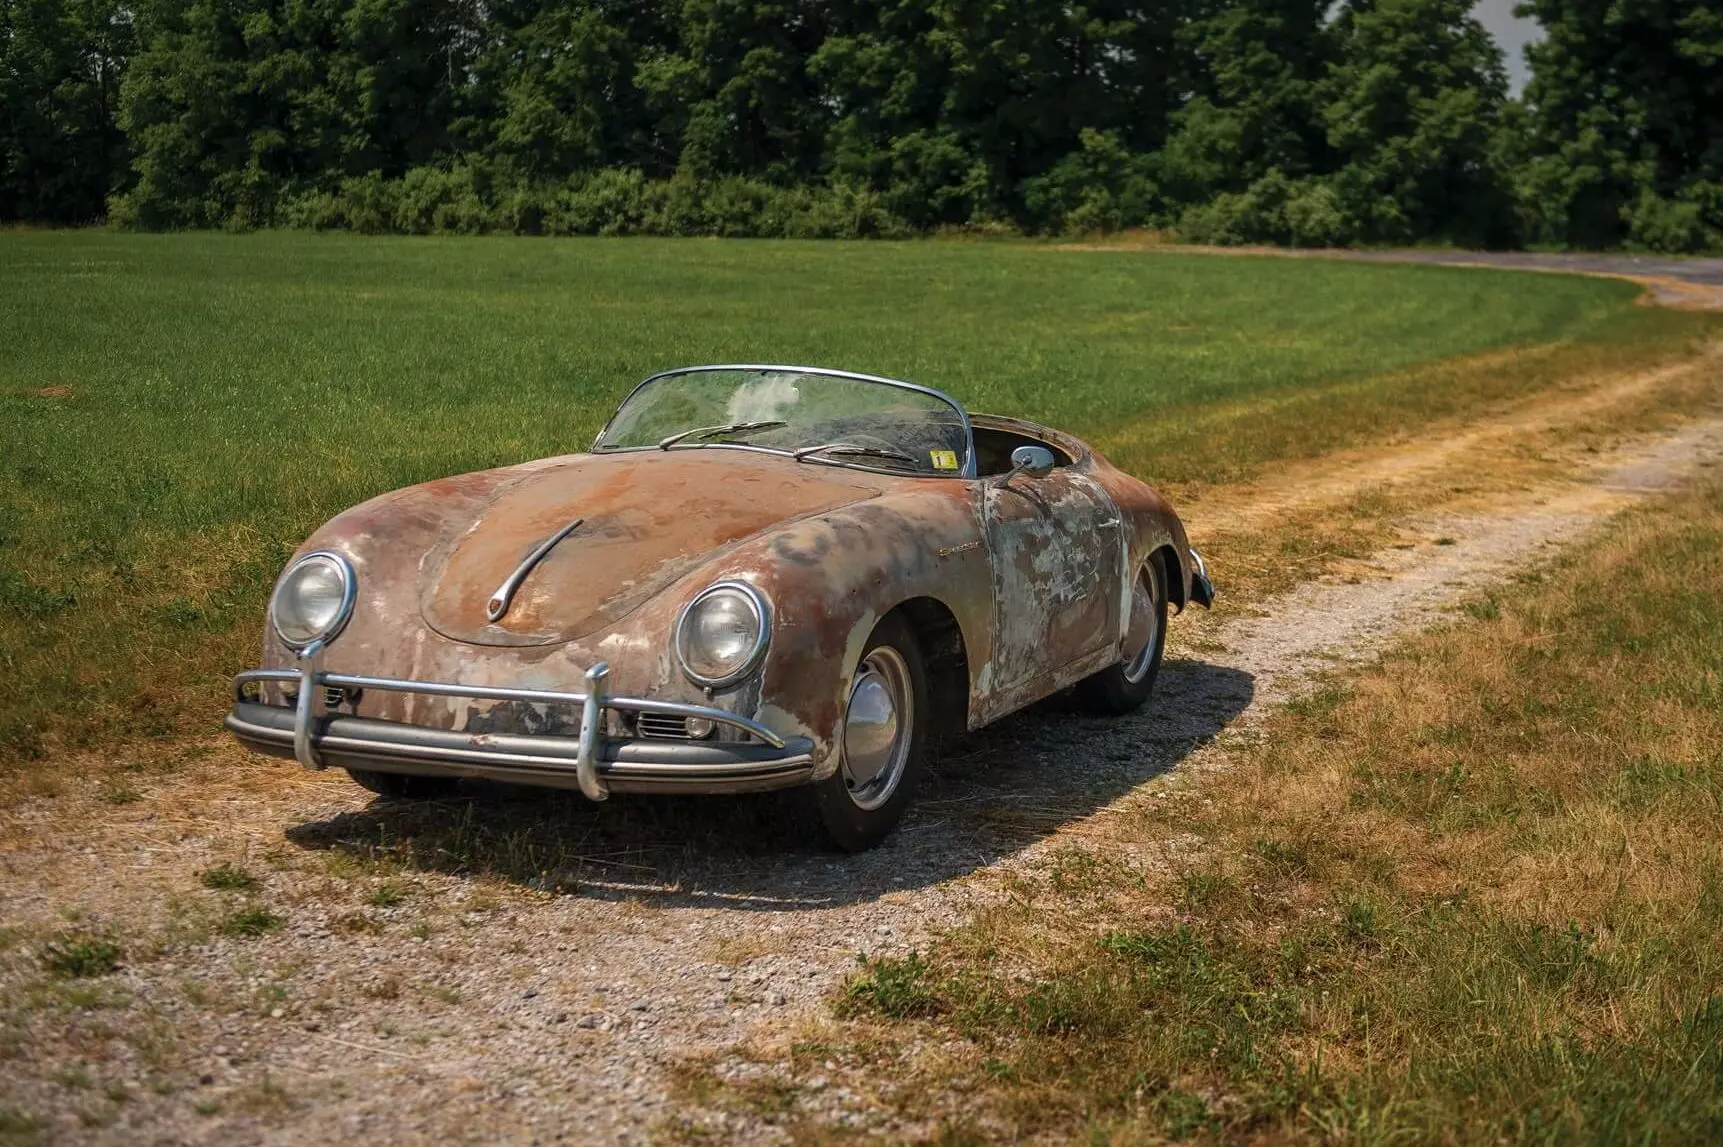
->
[485,517,582,622]
[231,668,788,749]
[591,364,977,479]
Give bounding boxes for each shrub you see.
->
[1626,192,1716,254]
[40,932,123,977]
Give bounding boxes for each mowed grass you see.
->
[829,480,1723,1143]
[0,231,1712,767]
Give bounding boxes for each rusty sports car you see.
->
[227,366,1213,849]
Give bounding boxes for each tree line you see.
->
[2,0,1719,249]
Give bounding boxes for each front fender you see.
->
[709,482,992,778]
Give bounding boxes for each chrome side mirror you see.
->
[995,444,1057,487]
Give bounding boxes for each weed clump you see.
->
[200,863,260,892]
[220,908,283,938]
[839,952,944,1019]
[41,933,123,978]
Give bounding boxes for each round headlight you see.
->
[674,582,770,687]
[271,552,356,649]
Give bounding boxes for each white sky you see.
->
[1472,0,1543,94]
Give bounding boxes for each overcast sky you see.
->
[1472,0,1543,94]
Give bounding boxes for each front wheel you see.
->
[347,769,461,800]
[1077,557,1168,715]
[808,615,929,851]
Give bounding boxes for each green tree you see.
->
[1321,0,1515,246]
[1155,0,1335,207]
[1518,0,1723,250]
[0,0,134,222]
[116,0,482,228]
[462,1,660,179]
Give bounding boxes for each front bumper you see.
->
[225,658,815,798]
[1188,547,1216,609]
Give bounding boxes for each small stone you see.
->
[552,1013,569,1024]
[576,1014,599,1029]
[199,1074,215,1086]
[270,1008,284,1019]
[522,989,538,999]
[715,970,733,982]
[629,1001,648,1012]
[770,992,787,1006]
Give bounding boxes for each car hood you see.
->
[418,450,883,647]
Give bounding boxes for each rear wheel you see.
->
[808,615,929,851]
[1077,557,1168,715]
[347,769,461,800]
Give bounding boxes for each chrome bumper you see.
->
[225,656,814,799]
[1188,547,1216,609]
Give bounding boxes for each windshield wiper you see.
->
[793,442,921,468]
[658,420,787,450]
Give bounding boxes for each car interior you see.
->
[971,425,1075,476]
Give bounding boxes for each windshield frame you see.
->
[591,364,977,479]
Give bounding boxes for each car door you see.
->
[981,468,1122,691]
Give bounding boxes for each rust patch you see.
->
[418,451,883,647]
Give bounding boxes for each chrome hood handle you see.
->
[485,517,583,622]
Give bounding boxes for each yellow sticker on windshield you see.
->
[930,449,959,471]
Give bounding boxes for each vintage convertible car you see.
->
[227,366,1213,849]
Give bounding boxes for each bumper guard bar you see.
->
[232,648,788,802]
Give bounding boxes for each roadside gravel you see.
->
[2,417,1719,1145]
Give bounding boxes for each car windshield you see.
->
[594,367,973,477]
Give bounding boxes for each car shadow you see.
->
[283,657,1254,910]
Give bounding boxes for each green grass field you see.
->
[0,232,1713,763]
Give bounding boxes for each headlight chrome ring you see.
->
[270,551,357,650]
[673,580,772,689]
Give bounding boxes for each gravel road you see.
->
[3,417,1720,1145]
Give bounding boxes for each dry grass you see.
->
[801,478,1723,1142]
[1173,326,1723,609]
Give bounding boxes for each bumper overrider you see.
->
[224,654,815,800]
[1188,547,1216,609]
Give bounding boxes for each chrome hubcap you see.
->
[841,646,913,811]
[1121,562,1163,684]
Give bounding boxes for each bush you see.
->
[268,165,918,240]
[395,166,496,235]
[1625,192,1716,254]
[1179,170,1358,247]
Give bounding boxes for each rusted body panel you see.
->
[248,408,1203,787]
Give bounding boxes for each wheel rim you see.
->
[1121,562,1163,685]
[840,645,914,811]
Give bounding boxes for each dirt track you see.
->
[1333,250,1723,309]
[4,322,1723,1143]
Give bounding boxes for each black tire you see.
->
[1077,557,1168,715]
[808,614,929,851]
[346,769,461,800]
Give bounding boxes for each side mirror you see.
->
[996,444,1057,487]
